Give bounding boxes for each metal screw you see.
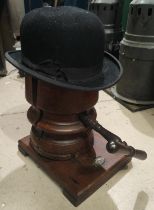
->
[93,156,105,168]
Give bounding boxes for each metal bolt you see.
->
[93,156,105,168]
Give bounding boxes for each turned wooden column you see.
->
[25,75,99,160]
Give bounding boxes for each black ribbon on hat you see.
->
[22,55,104,85]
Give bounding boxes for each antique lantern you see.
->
[6,6,147,206]
[114,0,154,104]
[89,0,124,58]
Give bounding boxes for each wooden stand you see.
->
[18,76,131,206]
[19,133,131,206]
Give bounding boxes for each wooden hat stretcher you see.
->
[18,75,147,206]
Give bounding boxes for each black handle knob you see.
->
[130,149,147,160]
[106,140,147,160]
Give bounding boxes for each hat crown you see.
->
[20,6,105,82]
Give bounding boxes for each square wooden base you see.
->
[18,132,131,206]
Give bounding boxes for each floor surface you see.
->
[0,63,154,210]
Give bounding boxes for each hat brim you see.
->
[5,50,122,91]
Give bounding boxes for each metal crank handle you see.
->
[79,113,147,161]
[106,139,147,160]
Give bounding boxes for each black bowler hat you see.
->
[6,6,122,91]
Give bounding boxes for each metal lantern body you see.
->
[89,0,124,58]
[114,0,154,104]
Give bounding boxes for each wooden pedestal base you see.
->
[18,132,131,206]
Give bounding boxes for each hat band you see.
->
[22,55,103,84]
